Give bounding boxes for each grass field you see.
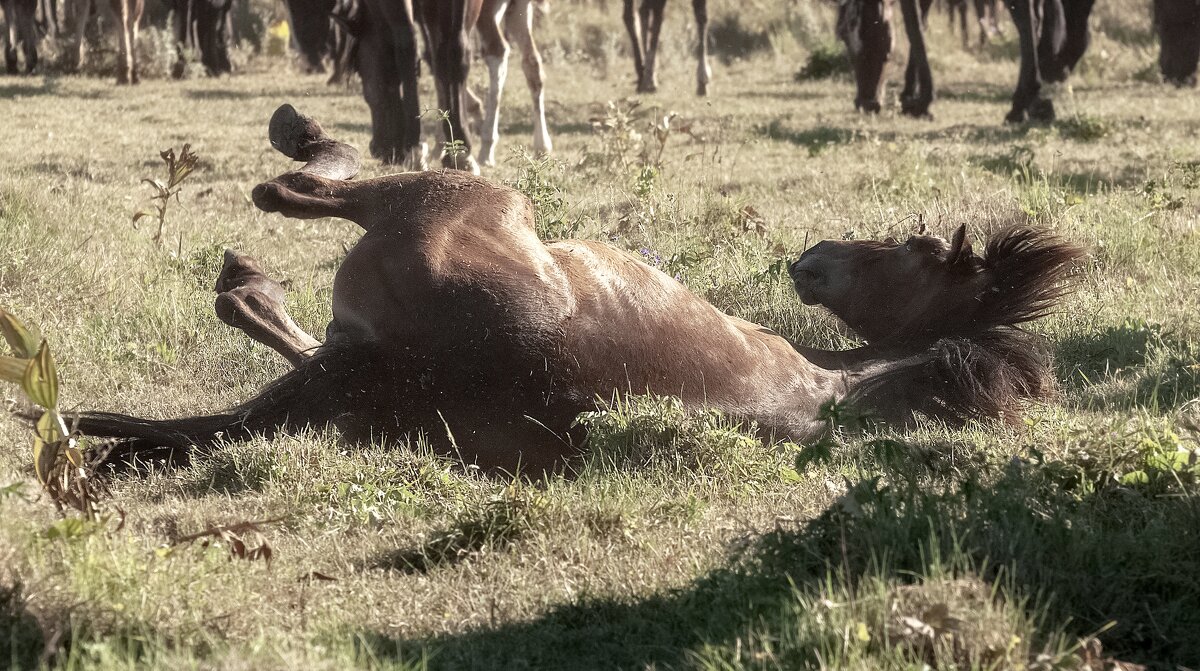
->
[1,0,1199,668]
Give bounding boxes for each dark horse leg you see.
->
[1005,0,1054,122]
[898,0,934,117]
[417,0,481,173]
[358,0,426,168]
[214,250,322,367]
[3,0,39,73]
[623,0,666,93]
[1055,0,1094,77]
[693,0,710,95]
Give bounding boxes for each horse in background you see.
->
[2,0,39,73]
[837,0,1095,122]
[69,105,1084,475]
[621,0,711,95]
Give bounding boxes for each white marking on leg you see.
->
[480,52,508,167]
[510,0,552,155]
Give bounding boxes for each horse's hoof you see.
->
[900,100,932,119]
[1029,98,1055,123]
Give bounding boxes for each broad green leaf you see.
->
[65,445,84,468]
[22,342,58,408]
[0,310,39,359]
[33,410,63,485]
[1120,470,1149,485]
[0,355,27,384]
[43,517,96,541]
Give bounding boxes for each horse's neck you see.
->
[790,344,889,371]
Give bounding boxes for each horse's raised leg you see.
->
[508,0,552,155]
[476,0,509,167]
[214,250,322,367]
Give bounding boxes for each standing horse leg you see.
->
[427,3,479,173]
[3,0,18,74]
[476,0,509,167]
[1055,0,1094,76]
[621,0,646,92]
[898,0,933,117]
[639,0,665,93]
[65,0,87,70]
[1036,0,1066,82]
[1005,0,1052,122]
[693,0,710,96]
[508,0,551,155]
[214,251,322,367]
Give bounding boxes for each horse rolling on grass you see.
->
[622,0,712,95]
[69,105,1084,476]
[837,0,1095,122]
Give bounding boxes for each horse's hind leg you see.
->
[213,250,322,367]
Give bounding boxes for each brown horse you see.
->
[71,105,1083,475]
[838,0,1095,122]
[622,0,711,95]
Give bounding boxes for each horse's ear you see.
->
[946,224,975,269]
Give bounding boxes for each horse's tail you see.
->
[72,339,379,468]
[846,328,1053,427]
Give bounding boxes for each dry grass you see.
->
[1,0,1199,668]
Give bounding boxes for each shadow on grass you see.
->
[1058,322,1200,413]
[1,581,45,671]
[348,461,1200,670]
[756,120,858,156]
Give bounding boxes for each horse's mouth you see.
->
[791,281,820,306]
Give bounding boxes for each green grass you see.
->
[2,0,1199,668]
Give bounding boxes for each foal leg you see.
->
[214,250,322,367]
[507,0,552,156]
[476,0,509,167]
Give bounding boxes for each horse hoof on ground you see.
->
[1029,98,1056,123]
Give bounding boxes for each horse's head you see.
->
[790,226,1085,347]
[836,0,894,113]
[1154,0,1200,87]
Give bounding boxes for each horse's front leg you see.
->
[213,250,322,367]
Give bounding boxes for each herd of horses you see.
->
[0,1,1192,473]
[2,0,1197,159]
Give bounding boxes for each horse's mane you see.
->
[846,227,1083,425]
[972,227,1085,330]
[848,327,1055,426]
